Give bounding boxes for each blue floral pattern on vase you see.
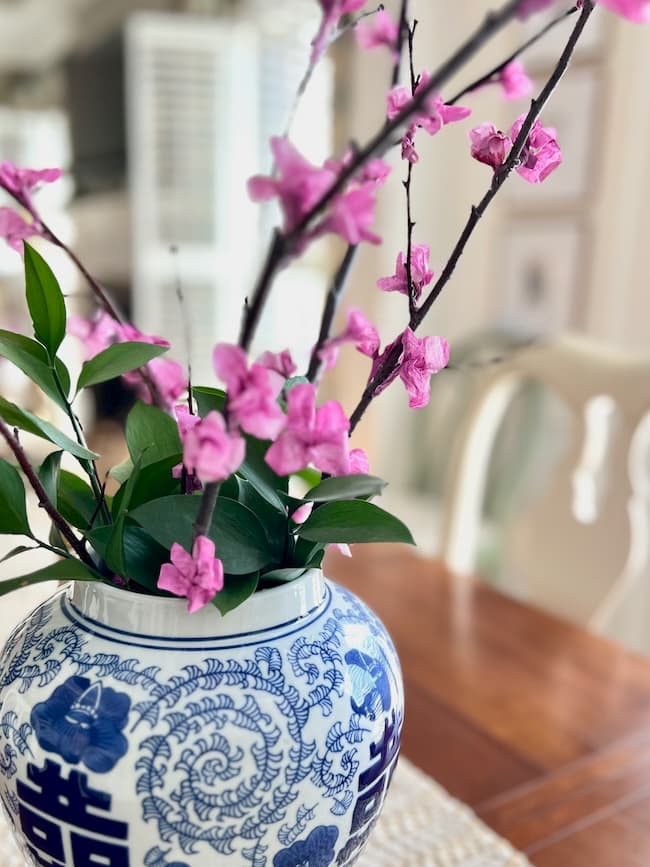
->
[273,825,339,867]
[31,675,130,773]
[0,579,403,865]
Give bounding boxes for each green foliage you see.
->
[76,342,168,392]
[213,572,260,615]
[130,495,275,575]
[297,500,415,545]
[0,459,30,534]
[126,401,182,468]
[38,451,62,505]
[0,330,70,410]
[0,559,100,597]
[304,474,387,502]
[58,471,100,530]
[0,396,97,461]
[88,524,168,593]
[193,387,226,416]
[23,243,67,356]
[111,455,181,516]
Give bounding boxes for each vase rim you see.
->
[69,570,327,641]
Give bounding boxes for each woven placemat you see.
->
[0,758,530,866]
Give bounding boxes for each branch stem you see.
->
[349,0,596,432]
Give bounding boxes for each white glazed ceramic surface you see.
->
[0,572,403,867]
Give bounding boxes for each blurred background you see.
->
[2,0,650,651]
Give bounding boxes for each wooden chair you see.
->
[440,333,650,644]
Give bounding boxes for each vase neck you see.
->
[69,571,326,639]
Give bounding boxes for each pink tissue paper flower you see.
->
[311,0,367,63]
[498,61,534,101]
[157,535,224,614]
[256,349,297,378]
[349,447,369,474]
[181,410,246,483]
[318,308,380,372]
[0,160,61,207]
[511,114,562,183]
[387,72,471,163]
[213,343,286,440]
[355,9,399,58]
[291,502,314,524]
[0,207,43,253]
[265,382,351,476]
[399,328,450,409]
[376,245,434,300]
[248,137,336,233]
[469,124,512,170]
[318,184,381,246]
[597,0,650,21]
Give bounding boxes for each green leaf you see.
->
[109,458,133,484]
[235,478,287,562]
[126,401,181,468]
[0,396,98,460]
[294,467,322,489]
[261,567,307,583]
[0,558,100,597]
[293,537,326,569]
[112,454,181,517]
[0,330,70,409]
[193,387,226,416]
[104,455,143,575]
[76,342,168,392]
[23,243,66,356]
[58,471,98,530]
[88,524,168,593]
[213,572,259,615]
[297,500,415,545]
[130,495,273,574]
[0,544,37,564]
[0,459,30,534]
[305,474,387,502]
[38,451,62,506]
[239,436,287,510]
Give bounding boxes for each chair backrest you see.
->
[440,333,650,635]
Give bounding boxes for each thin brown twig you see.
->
[238,0,525,353]
[348,0,596,432]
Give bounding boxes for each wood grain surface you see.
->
[325,544,650,866]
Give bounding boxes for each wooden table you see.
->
[326,545,650,867]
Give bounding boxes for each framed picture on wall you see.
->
[499,218,585,333]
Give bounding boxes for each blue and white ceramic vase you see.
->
[0,570,403,866]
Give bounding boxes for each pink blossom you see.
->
[157,535,224,613]
[265,383,350,476]
[174,404,200,438]
[311,0,367,63]
[469,124,512,170]
[67,311,119,359]
[256,349,297,378]
[355,9,399,58]
[387,73,471,162]
[291,502,314,524]
[597,0,650,20]
[498,61,534,100]
[331,543,353,557]
[349,447,369,474]
[319,184,381,245]
[399,328,449,409]
[511,114,562,183]
[319,307,380,372]
[247,137,335,233]
[516,0,556,18]
[376,245,435,301]
[0,161,61,207]
[0,207,43,253]
[359,158,392,186]
[182,410,245,483]
[213,343,286,440]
